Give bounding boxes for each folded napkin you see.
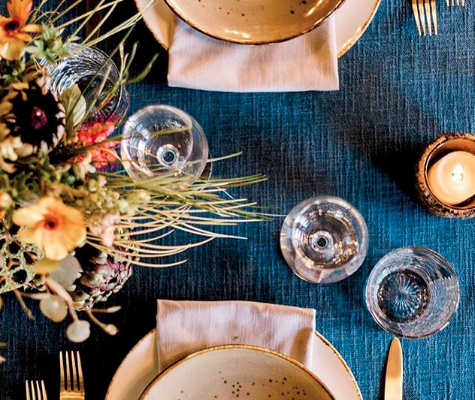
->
[156,300,316,372]
[141,0,339,92]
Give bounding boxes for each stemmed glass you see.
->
[280,196,369,284]
[365,247,460,338]
[120,105,209,184]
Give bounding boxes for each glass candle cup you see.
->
[120,105,209,184]
[46,45,130,124]
[280,196,369,284]
[365,247,460,339]
[416,132,475,219]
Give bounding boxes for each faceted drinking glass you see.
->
[120,105,209,184]
[365,247,460,339]
[47,46,129,123]
[280,196,369,284]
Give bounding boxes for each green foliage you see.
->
[58,85,86,135]
[25,24,78,65]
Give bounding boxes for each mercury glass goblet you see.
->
[365,247,460,339]
[120,105,209,183]
[47,46,129,123]
[280,196,369,284]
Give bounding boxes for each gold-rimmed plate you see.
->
[162,0,347,45]
[105,330,362,400]
[140,345,336,400]
[135,0,380,57]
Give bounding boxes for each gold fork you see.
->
[25,380,48,400]
[59,351,85,400]
[447,0,465,6]
[412,0,438,36]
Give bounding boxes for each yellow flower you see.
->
[0,0,41,60]
[12,197,86,260]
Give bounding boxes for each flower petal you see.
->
[43,238,69,261]
[12,206,44,226]
[32,258,61,274]
[22,23,41,33]
[16,227,38,244]
[0,40,25,60]
[7,0,32,24]
[15,32,33,42]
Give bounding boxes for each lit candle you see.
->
[427,151,475,205]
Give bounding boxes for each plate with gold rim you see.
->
[161,0,347,45]
[135,0,380,57]
[105,330,362,400]
[140,345,337,400]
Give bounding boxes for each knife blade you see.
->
[85,0,103,40]
[385,337,403,400]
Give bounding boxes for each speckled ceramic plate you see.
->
[140,345,336,400]
[105,330,362,400]
[135,0,380,57]
[162,0,347,44]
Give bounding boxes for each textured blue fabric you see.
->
[1,0,475,399]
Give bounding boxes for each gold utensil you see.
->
[384,338,403,400]
[25,380,48,400]
[60,351,85,400]
[412,0,438,36]
[85,0,103,39]
[446,0,465,7]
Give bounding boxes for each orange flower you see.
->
[12,197,87,260]
[0,0,41,60]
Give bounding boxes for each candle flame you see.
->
[451,163,465,183]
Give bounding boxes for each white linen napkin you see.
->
[156,300,316,372]
[140,0,339,92]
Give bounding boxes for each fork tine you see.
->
[30,381,37,400]
[418,0,427,35]
[424,0,432,35]
[35,382,42,400]
[71,351,78,391]
[25,381,31,400]
[40,381,47,400]
[412,0,422,35]
[431,0,438,34]
[77,351,84,392]
[65,351,71,392]
[60,352,65,392]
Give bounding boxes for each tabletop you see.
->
[1,0,475,399]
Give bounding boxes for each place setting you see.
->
[0,0,473,399]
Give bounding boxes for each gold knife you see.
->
[385,338,403,400]
[85,0,102,40]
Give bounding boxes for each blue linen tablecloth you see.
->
[1,0,475,399]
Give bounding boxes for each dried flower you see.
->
[0,191,12,210]
[74,117,119,170]
[0,0,41,60]
[104,324,118,335]
[72,151,96,181]
[0,136,24,173]
[12,196,86,260]
[3,78,65,155]
[66,319,90,342]
[39,294,68,322]
[89,213,120,247]
[0,98,13,141]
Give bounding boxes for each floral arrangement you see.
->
[0,0,266,359]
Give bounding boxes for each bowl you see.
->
[140,345,336,399]
[163,0,347,45]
